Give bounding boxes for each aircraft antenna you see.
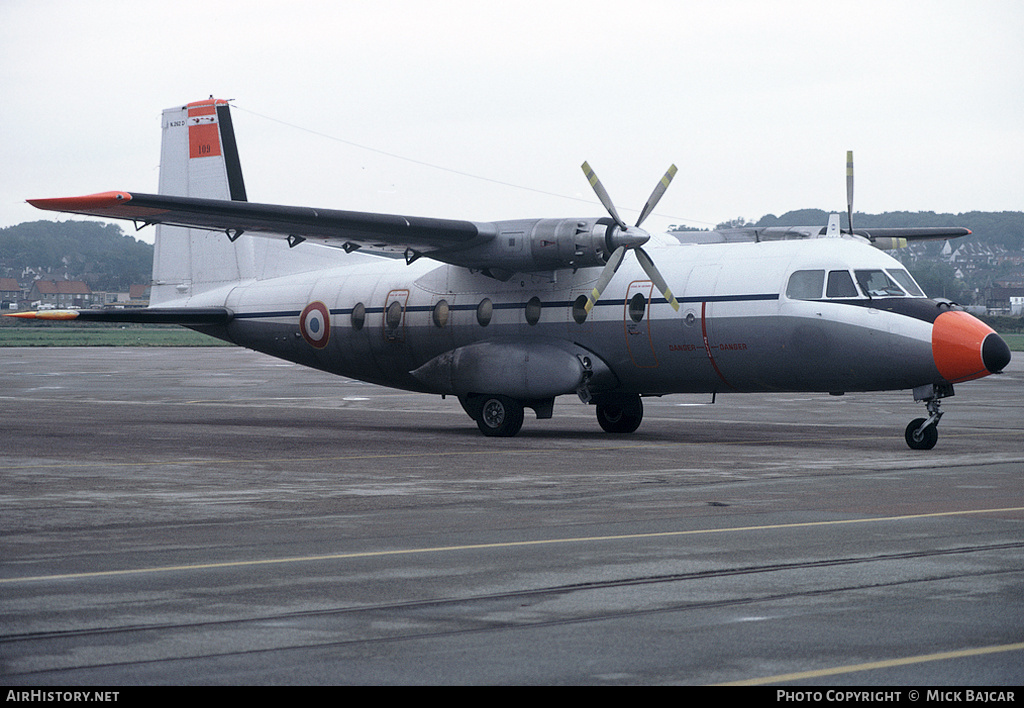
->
[232,104,710,227]
[846,150,855,235]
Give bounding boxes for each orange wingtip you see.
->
[27,191,133,212]
[4,310,80,320]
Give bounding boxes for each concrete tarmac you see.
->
[1,348,1022,685]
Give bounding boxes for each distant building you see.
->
[941,240,1008,274]
[1,277,21,309]
[984,286,1024,315]
[28,280,93,309]
[129,284,151,306]
[91,291,131,306]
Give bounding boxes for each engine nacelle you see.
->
[871,236,910,250]
[429,217,618,278]
[522,217,618,270]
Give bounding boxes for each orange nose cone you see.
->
[932,310,1011,383]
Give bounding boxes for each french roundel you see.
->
[299,301,330,349]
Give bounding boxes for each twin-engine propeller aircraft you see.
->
[15,98,1011,448]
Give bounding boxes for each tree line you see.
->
[0,221,153,292]
[753,210,1024,251]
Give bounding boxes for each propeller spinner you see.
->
[580,162,681,315]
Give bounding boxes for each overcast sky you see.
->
[2,0,1021,241]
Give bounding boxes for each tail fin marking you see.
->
[151,98,253,305]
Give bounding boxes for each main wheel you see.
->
[475,395,524,437]
[905,417,938,450]
[596,395,643,434]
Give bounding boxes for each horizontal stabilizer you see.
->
[6,307,233,325]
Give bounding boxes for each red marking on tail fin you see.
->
[189,121,222,158]
[187,104,217,117]
[187,98,226,158]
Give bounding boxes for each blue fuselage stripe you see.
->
[231,293,781,320]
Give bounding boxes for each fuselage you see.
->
[181,236,1004,400]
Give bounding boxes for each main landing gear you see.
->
[904,383,953,450]
[459,392,646,437]
[473,395,525,437]
[594,394,644,434]
[459,394,552,437]
[458,394,526,437]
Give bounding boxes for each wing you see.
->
[850,226,972,241]
[672,224,971,248]
[27,191,493,257]
[26,191,619,275]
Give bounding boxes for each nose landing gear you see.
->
[905,383,953,450]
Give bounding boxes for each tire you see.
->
[596,395,643,434]
[475,396,524,437]
[905,417,938,450]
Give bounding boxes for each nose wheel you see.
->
[905,384,951,450]
[905,416,939,450]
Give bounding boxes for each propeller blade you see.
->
[579,162,681,317]
[635,247,680,311]
[581,161,627,230]
[635,164,678,227]
[846,150,854,235]
[584,245,627,313]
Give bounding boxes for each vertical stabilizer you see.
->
[151,98,254,306]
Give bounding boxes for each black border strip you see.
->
[217,104,247,202]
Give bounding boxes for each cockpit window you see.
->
[886,269,925,297]
[855,269,906,297]
[786,270,824,300]
[826,270,859,298]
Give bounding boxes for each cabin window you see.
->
[886,269,925,297]
[826,270,859,298]
[351,302,366,330]
[628,292,647,322]
[476,298,493,327]
[385,300,404,330]
[786,270,825,300]
[524,297,542,326]
[432,300,450,328]
[855,270,905,297]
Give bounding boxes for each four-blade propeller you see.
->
[580,162,681,315]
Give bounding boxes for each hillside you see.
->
[0,220,153,292]
[753,210,1024,251]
